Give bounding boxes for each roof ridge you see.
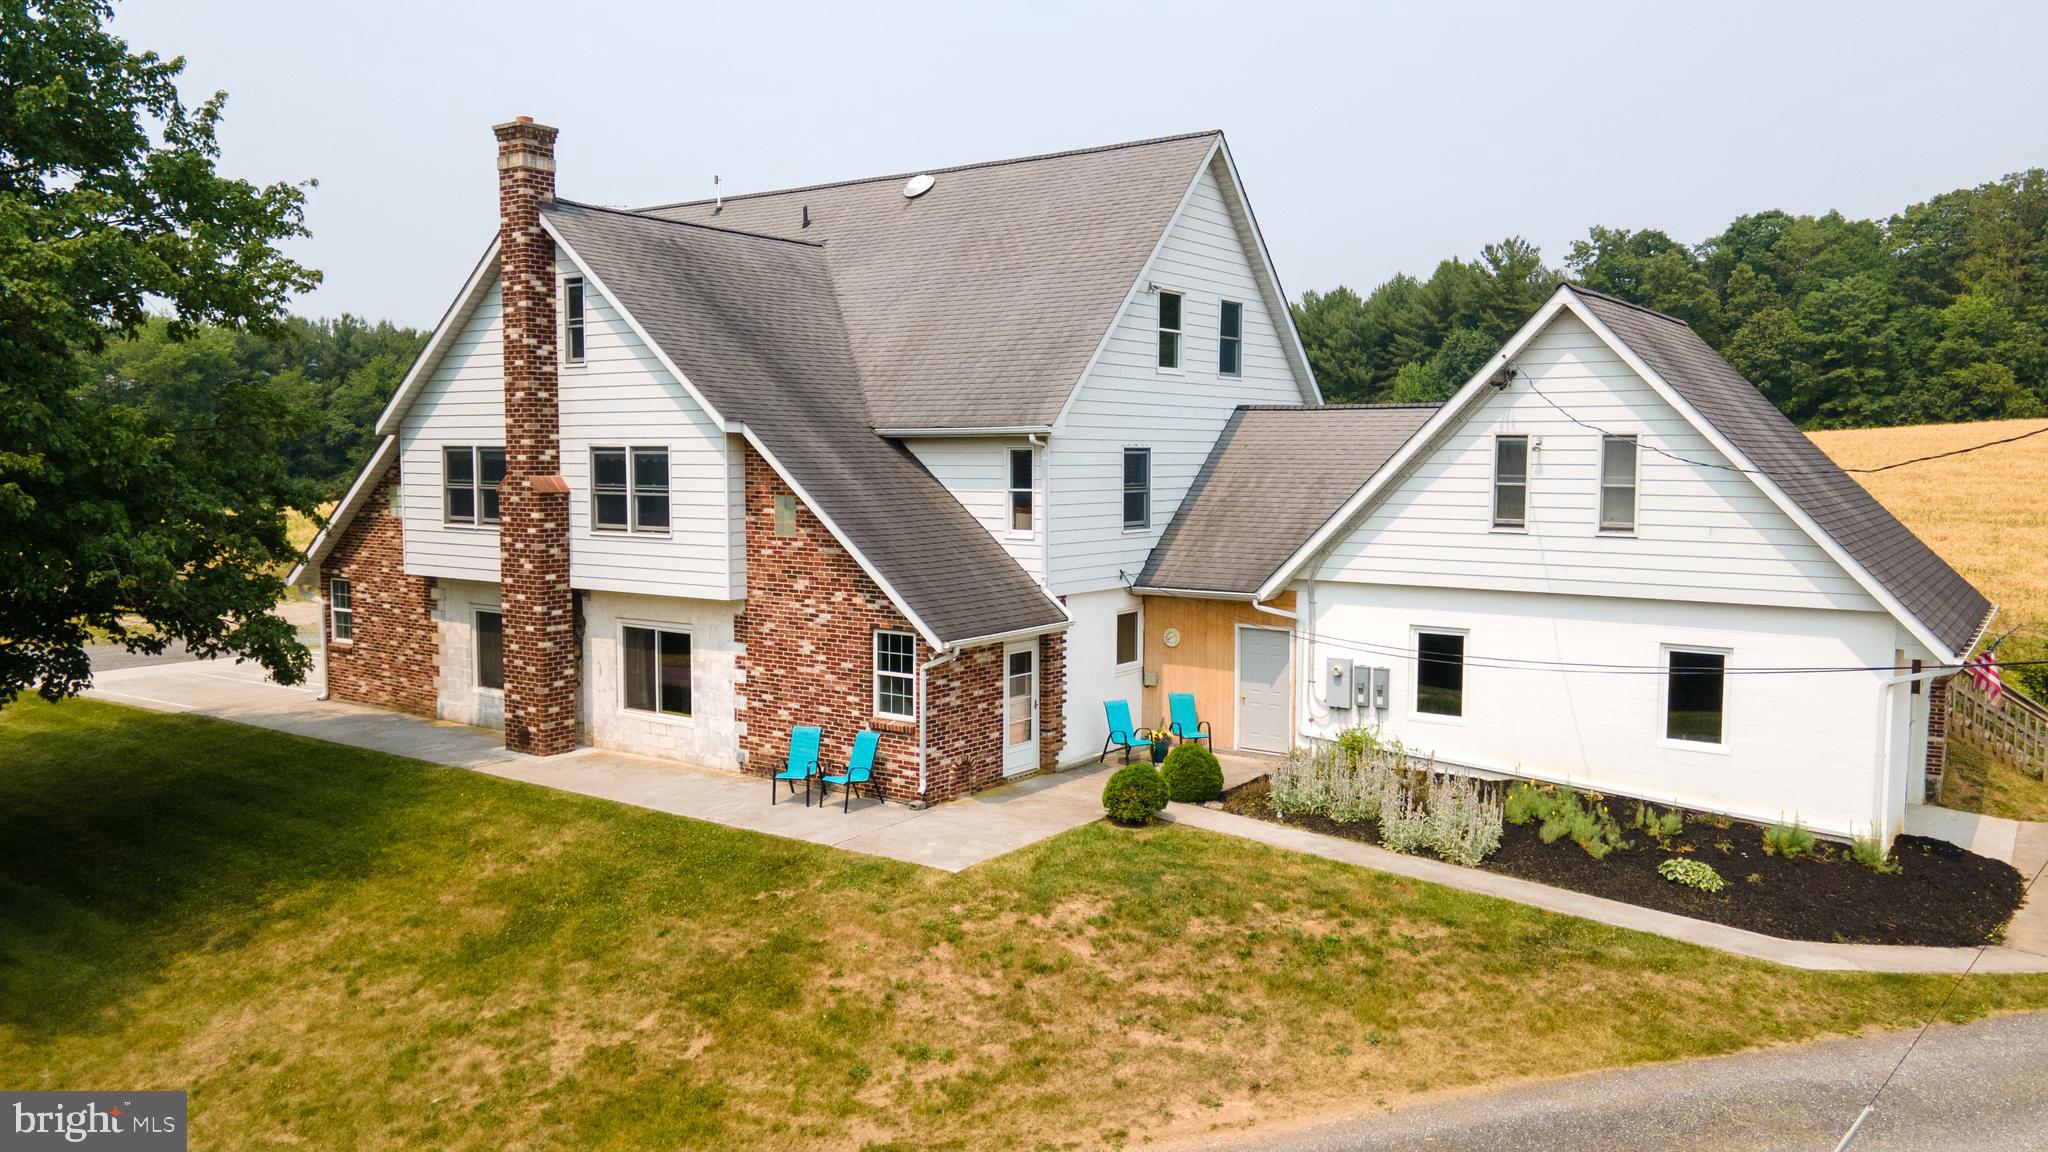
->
[1566,283,1691,326]
[548,198,826,248]
[633,130,1222,213]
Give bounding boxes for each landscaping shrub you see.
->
[1631,803,1684,849]
[1851,833,1903,874]
[1762,820,1816,859]
[1102,764,1167,825]
[1161,743,1225,803]
[1268,739,1500,865]
[1508,783,1630,860]
[1418,770,1504,867]
[1657,858,1727,893]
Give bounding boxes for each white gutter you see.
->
[915,646,960,803]
[943,618,1072,650]
[877,425,1053,438]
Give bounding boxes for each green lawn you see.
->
[6,700,2048,1150]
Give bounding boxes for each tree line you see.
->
[1293,169,2048,427]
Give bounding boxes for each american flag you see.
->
[1969,646,2003,708]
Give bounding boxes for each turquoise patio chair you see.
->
[772,725,822,805]
[1166,692,1213,749]
[820,730,881,812]
[1100,700,1155,765]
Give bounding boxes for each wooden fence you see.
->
[1951,673,2048,779]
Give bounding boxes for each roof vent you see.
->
[903,173,936,199]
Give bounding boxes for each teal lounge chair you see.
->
[820,730,881,812]
[1166,692,1213,748]
[1100,700,1155,764]
[772,725,822,805]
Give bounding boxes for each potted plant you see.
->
[1150,729,1171,764]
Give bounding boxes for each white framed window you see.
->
[1218,300,1242,376]
[1008,447,1033,534]
[1414,629,1466,719]
[328,577,353,643]
[1157,290,1182,370]
[1492,435,1528,529]
[1600,434,1638,532]
[622,624,691,717]
[1665,647,1726,745]
[564,276,586,365]
[475,609,504,692]
[592,446,670,532]
[1114,609,1141,668]
[443,445,505,526]
[1122,447,1150,531]
[874,630,916,720]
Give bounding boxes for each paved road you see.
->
[84,640,199,671]
[1211,1011,2048,1152]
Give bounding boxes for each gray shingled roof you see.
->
[1140,404,1439,595]
[1569,286,1993,655]
[543,201,1066,645]
[639,132,1222,430]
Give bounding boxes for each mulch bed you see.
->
[1219,777,2026,947]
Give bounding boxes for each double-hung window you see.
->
[329,577,353,643]
[592,446,670,532]
[1666,649,1726,744]
[1492,435,1528,529]
[564,276,586,364]
[874,630,916,720]
[1122,447,1151,531]
[444,446,505,526]
[475,610,505,691]
[1008,448,1033,533]
[1218,300,1242,376]
[1416,630,1466,718]
[1157,291,1182,369]
[623,625,691,717]
[1600,435,1638,532]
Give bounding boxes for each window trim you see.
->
[1007,446,1034,537]
[1113,607,1142,671]
[441,445,504,529]
[1661,644,1730,751]
[328,577,353,645]
[1121,446,1151,533]
[1598,433,1639,534]
[618,620,693,722]
[1411,626,1468,725]
[1218,299,1243,377]
[1491,434,1529,531]
[474,607,505,695]
[874,629,918,721]
[1156,289,1184,373]
[563,275,587,366]
[589,445,671,534]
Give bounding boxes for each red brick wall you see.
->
[320,466,437,716]
[1926,674,1952,798]
[493,117,578,756]
[1039,627,1066,771]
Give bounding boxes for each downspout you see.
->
[1028,433,1051,590]
[315,582,331,701]
[914,645,959,808]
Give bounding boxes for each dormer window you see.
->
[564,276,586,364]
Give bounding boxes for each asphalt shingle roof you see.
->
[543,201,1066,645]
[1569,286,1993,655]
[639,132,1221,431]
[1139,404,1439,595]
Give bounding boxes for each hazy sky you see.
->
[112,0,2048,328]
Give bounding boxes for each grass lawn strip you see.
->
[8,699,2048,1151]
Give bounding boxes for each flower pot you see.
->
[1150,739,1169,765]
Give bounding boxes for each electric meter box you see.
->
[1325,658,1354,710]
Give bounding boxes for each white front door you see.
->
[1003,641,1039,777]
[1237,626,1292,754]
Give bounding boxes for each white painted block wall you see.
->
[580,590,743,771]
[434,578,504,730]
[1059,587,1146,765]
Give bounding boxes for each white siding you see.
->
[1298,583,1919,838]
[1059,587,1146,764]
[1318,312,1882,613]
[400,280,506,582]
[906,438,1045,581]
[581,591,743,770]
[433,579,504,730]
[1047,158,1312,594]
[559,266,739,600]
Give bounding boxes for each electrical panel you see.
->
[1367,666,1390,711]
[1325,658,1354,710]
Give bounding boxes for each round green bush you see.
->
[1161,743,1224,803]
[1102,764,1168,825]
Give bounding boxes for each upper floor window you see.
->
[564,276,586,364]
[592,446,669,532]
[1600,435,1638,532]
[1218,300,1242,376]
[1122,447,1151,531]
[1665,649,1725,744]
[1492,435,1528,529]
[328,577,353,643]
[444,445,506,526]
[875,630,916,720]
[1157,291,1182,369]
[1008,448,1033,533]
[476,610,505,691]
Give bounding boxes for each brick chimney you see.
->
[493,116,577,756]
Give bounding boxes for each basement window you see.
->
[329,577,353,643]
[1492,435,1528,529]
[1218,300,1242,376]
[1009,448,1034,533]
[1157,291,1182,370]
[875,630,916,720]
[1666,649,1726,745]
[476,610,504,691]
[592,446,670,532]
[564,277,586,364]
[623,625,691,717]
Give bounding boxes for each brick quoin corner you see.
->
[734,448,1064,804]
[319,466,437,716]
